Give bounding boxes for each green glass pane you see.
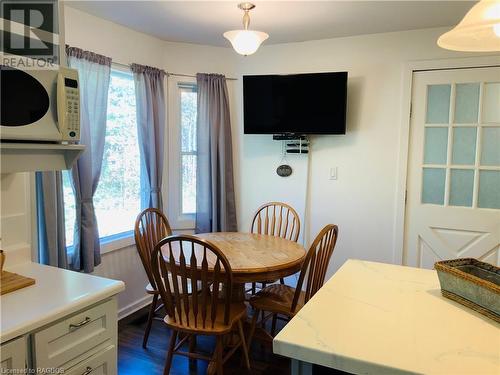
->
[483,83,500,123]
[449,169,474,207]
[478,170,500,209]
[454,83,480,123]
[422,168,446,205]
[481,127,500,166]
[452,127,477,165]
[426,85,451,124]
[424,127,448,164]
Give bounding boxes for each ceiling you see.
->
[65,1,475,47]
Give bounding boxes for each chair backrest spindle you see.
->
[292,224,339,312]
[151,235,233,330]
[134,208,172,290]
[251,202,301,242]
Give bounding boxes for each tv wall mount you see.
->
[274,134,309,154]
[272,134,307,141]
[274,134,309,178]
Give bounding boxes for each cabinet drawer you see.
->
[34,299,117,369]
[65,345,116,375]
[1,336,26,371]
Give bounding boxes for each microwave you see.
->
[0,63,80,142]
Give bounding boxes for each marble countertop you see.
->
[1,262,125,343]
[273,259,500,374]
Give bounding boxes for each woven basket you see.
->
[434,258,499,323]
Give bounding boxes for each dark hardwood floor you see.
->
[118,306,348,375]
[118,306,290,375]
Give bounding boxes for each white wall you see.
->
[231,28,479,280]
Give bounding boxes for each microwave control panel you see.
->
[57,68,80,142]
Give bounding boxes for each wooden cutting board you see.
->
[0,271,35,295]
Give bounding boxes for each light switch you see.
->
[330,167,338,180]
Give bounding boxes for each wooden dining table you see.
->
[161,232,307,302]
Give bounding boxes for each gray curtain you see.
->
[36,171,68,268]
[195,73,237,233]
[131,63,166,210]
[67,46,111,273]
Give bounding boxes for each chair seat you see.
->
[163,297,247,335]
[146,273,201,295]
[249,284,306,317]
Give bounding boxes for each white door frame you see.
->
[393,55,500,265]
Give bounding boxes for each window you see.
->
[180,85,197,214]
[62,172,75,247]
[167,79,198,228]
[63,69,141,247]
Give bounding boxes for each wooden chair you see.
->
[134,208,172,348]
[247,224,338,345]
[249,202,301,294]
[150,234,250,375]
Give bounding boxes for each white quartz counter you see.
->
[273,259,500,375]
[1,262,125,343]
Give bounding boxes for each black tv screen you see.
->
[243,72,347,135]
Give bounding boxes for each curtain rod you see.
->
[112,61,238,81]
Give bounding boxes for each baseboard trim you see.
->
[118,295,152,320]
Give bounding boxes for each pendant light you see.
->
[438,0,500,52]
[223,3,269,56]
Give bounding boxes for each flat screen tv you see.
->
[243,72,348,135]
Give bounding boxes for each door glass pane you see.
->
[478,170,500,209]
[422,168,446,205]
[454,83,480,124]
[449,169,474,207]
[426,85,451,124]
[483,83,500,123]
[481,127,500,166]
[451,127,477,165]
[424,127,448,164]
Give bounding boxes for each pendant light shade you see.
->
[224,3,269,56]
[438,0,500,52]
[223,30,269,56]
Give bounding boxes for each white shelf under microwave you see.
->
[1,143,85,174]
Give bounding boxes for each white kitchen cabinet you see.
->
[1,299,118,374]
[34,299,117,370]
[0,336,27,371]
[1,262,124,375]
[65,344,117,375]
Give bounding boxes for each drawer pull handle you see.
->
[69,316,91,330]
[82,366,93,375]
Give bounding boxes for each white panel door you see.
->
[405,67,500,268]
